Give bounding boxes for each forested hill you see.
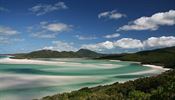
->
[98,46,175,69]
[12,49,104,59]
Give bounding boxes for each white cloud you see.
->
[81,36,175,52]
[43,23,71,32]
[39,36,175,52]
[114,38,143,49]
[0,26,22,44]
[98,10,126,20]
[0,37,9,44]
[104,33,120,38]
[82,38,142,51]
[29,2,68,16]
[75,35,97,40]
[118,10,175,31]
[81,41,114,51]
[29,22,72,39]
[0,37,24,44]
[31,31,56,39]
[100,41,114,49]
[43,41,78,51]
[0,26,19,36]
[143,36,175,48]
[0,25,24,45]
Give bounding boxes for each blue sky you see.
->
[0,0,175,54]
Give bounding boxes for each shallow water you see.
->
[0,57,164,100]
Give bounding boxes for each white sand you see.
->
[0,58,65,65]
[124,69,158,75]
[109,60,121,62]
[0,58,118,69]
[0,73,99,90]
[110,60,141,64]
[109,60,170,71]
[142,64,170,71]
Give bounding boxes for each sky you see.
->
[0,0,175,54]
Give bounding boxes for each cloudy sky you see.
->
[0,0,175,54]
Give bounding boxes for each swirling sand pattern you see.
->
[0,57,165,100]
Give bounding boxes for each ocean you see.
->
[0,57,165,100]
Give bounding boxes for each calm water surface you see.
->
[0,57,164,100]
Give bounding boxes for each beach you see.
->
[142,64,170,71]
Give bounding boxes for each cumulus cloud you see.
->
[40,36,175,52]
[29,2,68,16]
[118,10,175,31]
[114,38,143,49]
[81,36,175,52]
[143,36,175,48]
[29,21,72,39]
[81,41,114,51]
[42,23,71,32]
[0,26,23,44]
[43,41,78,51]
[0,26,19,36]
[98,10,126,20]
[75,35,97,40]
[104,33,120,38]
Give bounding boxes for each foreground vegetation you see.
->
[35,69,175,100]
[98,46,175,69]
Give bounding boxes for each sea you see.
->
[0,56,165,100]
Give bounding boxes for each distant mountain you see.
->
[98,46,175,69]
[76,49,103,58]
[12,49,104,59]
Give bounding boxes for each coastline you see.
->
[142,64,170,71]
[0,58,120,69]
[109,59,171,71]
[0,58,171,71]
[0,58,66,65]
[0,57,172,100]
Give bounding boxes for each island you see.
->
[11,49,105,59]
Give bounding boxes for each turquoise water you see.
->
[0,57,164,100]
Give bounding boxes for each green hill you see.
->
[98,46,175,69]
[12,49,104,59]
[35,69,175,100]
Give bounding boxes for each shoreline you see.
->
[0,58,171,71]
[142,64,170,71]
[109,59,170,71]
[0,58,66,65]
[0,58,119,69]
[0,57,172,100]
